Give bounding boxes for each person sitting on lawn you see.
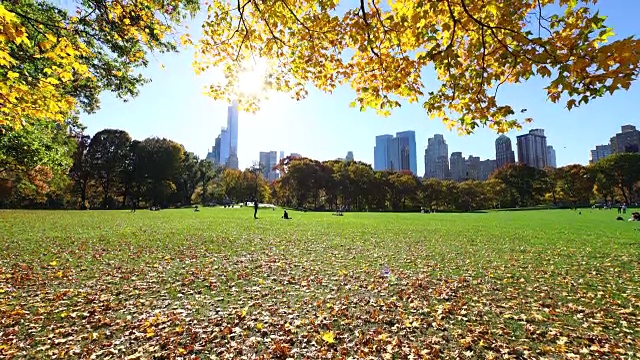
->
[282,210,291,220]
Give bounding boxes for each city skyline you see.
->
[374,131,417,174]
[206,101,239,169]
[202,103,633,175]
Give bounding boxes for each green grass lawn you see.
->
[1,208,639,359]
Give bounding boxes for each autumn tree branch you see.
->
[252,1,288,49]
[459,0,555,64]
[426,0,458,59]
[358,0,380,58]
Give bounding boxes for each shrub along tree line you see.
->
[2,124,639,210]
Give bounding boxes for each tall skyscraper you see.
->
[374,132,417,174]
[590,144,611,164]
[227,101,239,158]
[259,151,279,181]
[424,134,449,179]
[206,134,222,165]
[465,155,481,180]
[450,152,465,181]
[495,135,515,169]
[395,131,417,175]
[345,151,354,162]
[517,129,548,169]
[207,101,240,169]
[610,124,640,153]
[479,159,497,180]
[374,135,393,171]
[546,145,557,168]
[219,128,230,165]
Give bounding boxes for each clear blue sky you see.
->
[81,0,639,175]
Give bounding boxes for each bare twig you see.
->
[536,0,552,37]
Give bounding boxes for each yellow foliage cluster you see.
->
[0,4,91,129]
[1,0,191,129]
[194,0,640,133]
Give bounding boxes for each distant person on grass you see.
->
[254,199,259,219]
[282,210,291,220]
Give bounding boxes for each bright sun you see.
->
[236,58,269,96]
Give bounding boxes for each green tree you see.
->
[457,180,485,211]
[491,164,548,207]
[86,129,132,209]
[556,164,594,206]
[68,133,91,209]
[135,137,183,207]
[0,119,75,176]
[196,159,216,205]
[2,0,199,129]
[388,171,418,211]
[594,153,640,204]
[173,152,200,206]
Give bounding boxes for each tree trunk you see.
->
[80,179,88,210]
[201,179,207,205]
[620,184,629,204]
[122,184,129,209]
[102,178,110,209]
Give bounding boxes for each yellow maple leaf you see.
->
[322,331,335,344]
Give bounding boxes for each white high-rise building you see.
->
[495,135,516,169]
[207,101,239,169]
[516,129,548,169]
[219,128,230,165]
[259,151,279,182]
[374,135,393,171]
[546,145,557,168]
[227,101,239,160]
[590,144,611,164]
[424,134,449,179]
[449,152,465,181]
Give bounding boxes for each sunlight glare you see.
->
[237,58,270,96]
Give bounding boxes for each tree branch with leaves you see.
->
[194,0,639,134]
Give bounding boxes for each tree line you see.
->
[273,155,640,212]
[1,123,639,211]
[0,124,271,209]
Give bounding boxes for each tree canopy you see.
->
[195,0,640,133]
[0,0,198,129]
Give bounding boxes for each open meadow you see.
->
[1,208,639,359]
